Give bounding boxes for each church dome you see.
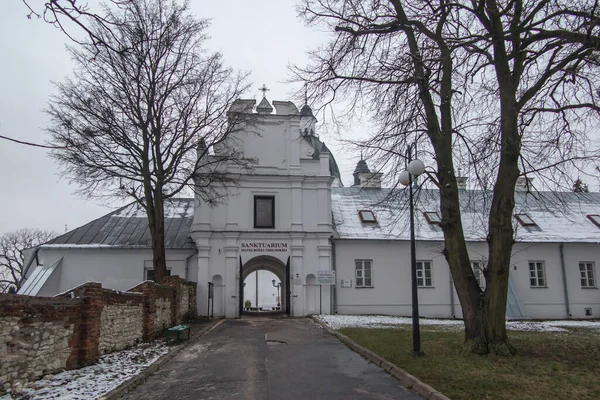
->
[300,104,314,117]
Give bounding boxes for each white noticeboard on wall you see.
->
[317,270,336,284]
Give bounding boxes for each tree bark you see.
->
[150,190,168,283]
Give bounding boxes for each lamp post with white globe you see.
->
[399,145,426,355]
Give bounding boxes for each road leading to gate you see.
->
[122,317,422,400]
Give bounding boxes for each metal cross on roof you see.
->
[259,84,270,97]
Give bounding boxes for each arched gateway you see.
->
[191,96,337,318]
[240,255,290,315]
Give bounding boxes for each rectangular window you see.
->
[358,210,377,223]
[471,261,485,288]
[423,211,442,225]
[145,268,171,282]
[355,260,373,288]
[579,262,596,288]
[254,196,275,228]
[515,214,537,227]
[416,261,433,287]
[529,261,546,287]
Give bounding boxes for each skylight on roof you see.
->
[423,211,441,225]
[586,214,600,228]
[358,210,377,223]
[515,213,536,227]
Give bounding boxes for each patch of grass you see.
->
[339,326,600,400]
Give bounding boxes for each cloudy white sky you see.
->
[0,1,361,235]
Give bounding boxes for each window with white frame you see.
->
[355,260,373,287]
[471,261,485,288]
[529,261,546,287]
[416,261,433,287]
[579,262,596,288]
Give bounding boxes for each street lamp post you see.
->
[399,145,425,355]
[272,279,281,308]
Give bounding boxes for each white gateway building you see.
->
[20,96,600,321]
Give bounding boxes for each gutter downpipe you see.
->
[449,275,456,318]
[185,249,198,281]
[329,236,337,314]
[559,243,571,318]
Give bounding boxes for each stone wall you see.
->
[0,278,197,394]
[163,276,197,322]
[155,297,172,332]
[98,289,144,354]
[180,288,190,320]
[0,294,81,393]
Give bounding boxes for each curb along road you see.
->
[99,318,225,400]
[310,316,451,400]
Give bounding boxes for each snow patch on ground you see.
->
[1,340,170,400]
[317,315,600,333]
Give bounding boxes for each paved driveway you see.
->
[122,317,422,400]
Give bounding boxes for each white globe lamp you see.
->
[399,170,411,186]
[408,159,426,176]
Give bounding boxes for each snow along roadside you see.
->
[1,341,170,400]
[317,315,600,333]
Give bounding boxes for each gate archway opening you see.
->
[240,255,288,315]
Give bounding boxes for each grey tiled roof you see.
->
[43,198,195,249]
[332,187,600,243]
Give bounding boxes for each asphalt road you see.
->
[122,317,422,400]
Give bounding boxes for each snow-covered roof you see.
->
[332,187,600,243]
[43,198,195,249]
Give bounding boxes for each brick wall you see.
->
[0,278,197,394]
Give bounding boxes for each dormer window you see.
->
[358,210,377,223]
[515,213,536,227]
[423,211,441,225]
[586,214,600,228]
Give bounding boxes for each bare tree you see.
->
[573,178,590,192]
[295,0,600,355]
[0,228,57,292]
[47,0,254,283]
[22,0,123,50]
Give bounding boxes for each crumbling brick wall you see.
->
[0,294,81,393]
[0,277,197,395]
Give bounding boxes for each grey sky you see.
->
[0,1,359,235]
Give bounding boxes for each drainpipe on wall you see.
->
[329,236,337,314]
[559,243,571,318]
[184,249,198,281]
[449,275,456,318]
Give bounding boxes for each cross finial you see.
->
[259,84,270,98]
[304,84,308,105]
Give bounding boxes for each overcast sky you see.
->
[0,1,361,235]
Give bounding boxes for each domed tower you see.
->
[299,103,317,136]
[353,156,371,186]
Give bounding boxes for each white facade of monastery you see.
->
[21,97,600,320]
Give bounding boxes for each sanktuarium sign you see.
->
[240,242,288,253]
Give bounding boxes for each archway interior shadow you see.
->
[242,255,287,315]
